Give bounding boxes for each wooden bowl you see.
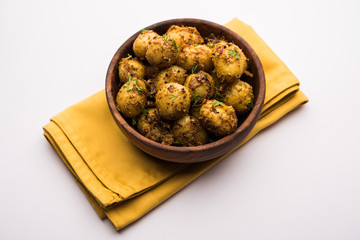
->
[105,18,265,163]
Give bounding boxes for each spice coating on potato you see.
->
[137,108,174,145]
[118,58,146,84]
[173,115,208,146]
[116,78,147,118]
[155,65,187,90]
[224,80,254,115]
[155,83,191,121]
[145,36,178,68]
[184,71,215,101]
[213,41,248,83]
[133,30,159,60]
[176,44,213,72]
[199,100,238,136]
[165,25,204,48]
[115,24,255,146]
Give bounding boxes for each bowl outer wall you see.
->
[105,18,265,163]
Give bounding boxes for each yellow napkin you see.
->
[43,18,308,230]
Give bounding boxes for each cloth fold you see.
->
[43,18,308,230]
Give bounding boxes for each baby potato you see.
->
[176,44,213,72]
[155,65,187,90]
[155,83,191,121]
[118,57,146,84]
[199,99,238,137]
[116,78,147,118]
[133,30,159,60]
[145,35,179,68]
[224,79,254,115]
[184,71,215,101]
[137,108,174,145]
[173,115,208,146]
[213,40,248,83]
[165,25,204,48]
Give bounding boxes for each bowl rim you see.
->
[105,18,265,159]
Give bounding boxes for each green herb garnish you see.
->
[122,76,132,89]
[191,64,198,74]
[207,43,213,48]
[141,29,146,34]
[173,141,181,146]
[132,117,138,126]
[172,38,178,50]
[212,100,222,106]
[169,94,178,100]
[228,48,241,59]
[125,54,132,60]
[248,95,254,109]
[162,35,171,44]
[191,92,203,107]
[123,77,143,92]
[134,79,143,92]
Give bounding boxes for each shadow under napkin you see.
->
[43,18,308,230]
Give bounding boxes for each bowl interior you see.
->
[105,18,265,163]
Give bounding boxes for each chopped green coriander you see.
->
[207,43,213,48]
[191,64,198,74]
[135,79,143,92]
[212,100,222,106]
[191,92,203,107]
[124,77,143,92]
[125,54,133,60]
[132,117,137,126]
[228,48,241,59]
[248,96,255,109]
[172,38,178,50]
[122,77,132,88]
[141,29,146,34]
[162,35,170,44]
[169,94,178,100]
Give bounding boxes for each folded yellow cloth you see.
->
[43,18,308,230]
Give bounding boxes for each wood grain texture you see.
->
[105,18,265,163]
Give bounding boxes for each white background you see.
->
[1,0,360,239]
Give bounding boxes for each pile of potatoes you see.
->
[115,25,255,147]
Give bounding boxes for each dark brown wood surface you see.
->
[105,18,265,163]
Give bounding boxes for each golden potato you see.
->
[137,108,174,145]
[155,65,187,90]
[118,57,146,84]
[184,71,215,102]
[199,99,238,136]
[172,115,208,146]
[133,30,159,60]
[165,25,204,48]
[155,83,191,121]
[116,78,147,118]
[145,35,179,68]
[224,80,254,115]
[213,40,248,83]
[176,44,213,72]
